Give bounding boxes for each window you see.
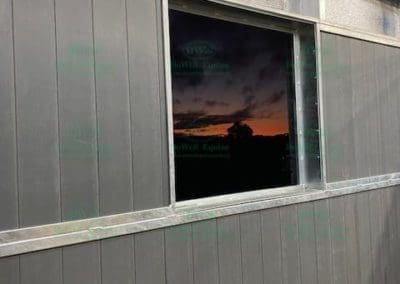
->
[168,7,300,201]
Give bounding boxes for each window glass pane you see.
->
[169,9,298,201]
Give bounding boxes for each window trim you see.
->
[1,172,400,258]
[165,0,311,208]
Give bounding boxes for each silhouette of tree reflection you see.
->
[174,121,297,201]
[227,121,253,140]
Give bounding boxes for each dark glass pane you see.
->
[169,9,298,201]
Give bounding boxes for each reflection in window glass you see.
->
[169,9,298,201]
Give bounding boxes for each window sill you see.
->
[1,172,400,258]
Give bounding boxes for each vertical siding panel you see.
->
[329,196,347,284]
[217,216,242,284]
[20,250,62,284]
[350,38,369,179]
[63,243,101,284]
[14,0,60,227]
[134,230,166,284]
[93,0,133,215]
[0,0,18,230]
[280,205,301,284]
[394,187,400,283]
[192,220,219,284]
[384,46,400,173]
[370,43,384,176]
[344,194,361,284]
[261,208,283,284]
[55,0,99,221]
[396,49,400,172]
[379,45,393,174]
[322,33,355,182]
[101,236,135,284]
[363,40,376,177]
[321,33,341,182]
[297,203,318,284]
[0,256,19,284]
[335,35,355,181]
[127,0,166,210]
[384,189,397,284]
[370,42,385,176]
[379,189,390,283]
[314,200,332,284]
[355,191,372,284]
[369,190,384,283]
[240,212,263,284]
[165,224,194,284]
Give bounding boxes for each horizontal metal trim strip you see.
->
[326,172,400,190]
[209,0,400,48]
[1,172,400,257]
[208,0,318,23]
[320,22,400,48]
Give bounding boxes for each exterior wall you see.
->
[0,0,169,230]
[2,0,400,284]
[1,185,400,284]
[321,32,400,182]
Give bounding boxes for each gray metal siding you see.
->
[322,32,400,182]
[127,0,167,211]
[0,0,18,230]
[1,186,400,284]
[93,0,133,216]
[217,216,242,284]
[100,236,134,284]
[14,0,60,227]
[56,0,99,222]
[0,0,168,230]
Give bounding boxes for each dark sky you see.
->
[169,9,294,136]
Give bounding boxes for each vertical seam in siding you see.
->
[90,0,100,217]
[278,209,284,284]
[163,230,168,284]
[312,203,319,284]
[90,1,103,282]
[132,236,136,284]
[216,220,221,284]
[53,0,65,283]
[133,236,137,283]
[215,220,220,284]
[239,216,244,284]
[326,201,333,284]
[124,0,134,212]
[190,224,195,284]
[259,212,265,284]
[53,0,62,222]
[99,242,103,284]
[296,206,302,284]
[125,0,136,212]
[367,192,374,282]
[342,197,348,284]
[11,0,19,230]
